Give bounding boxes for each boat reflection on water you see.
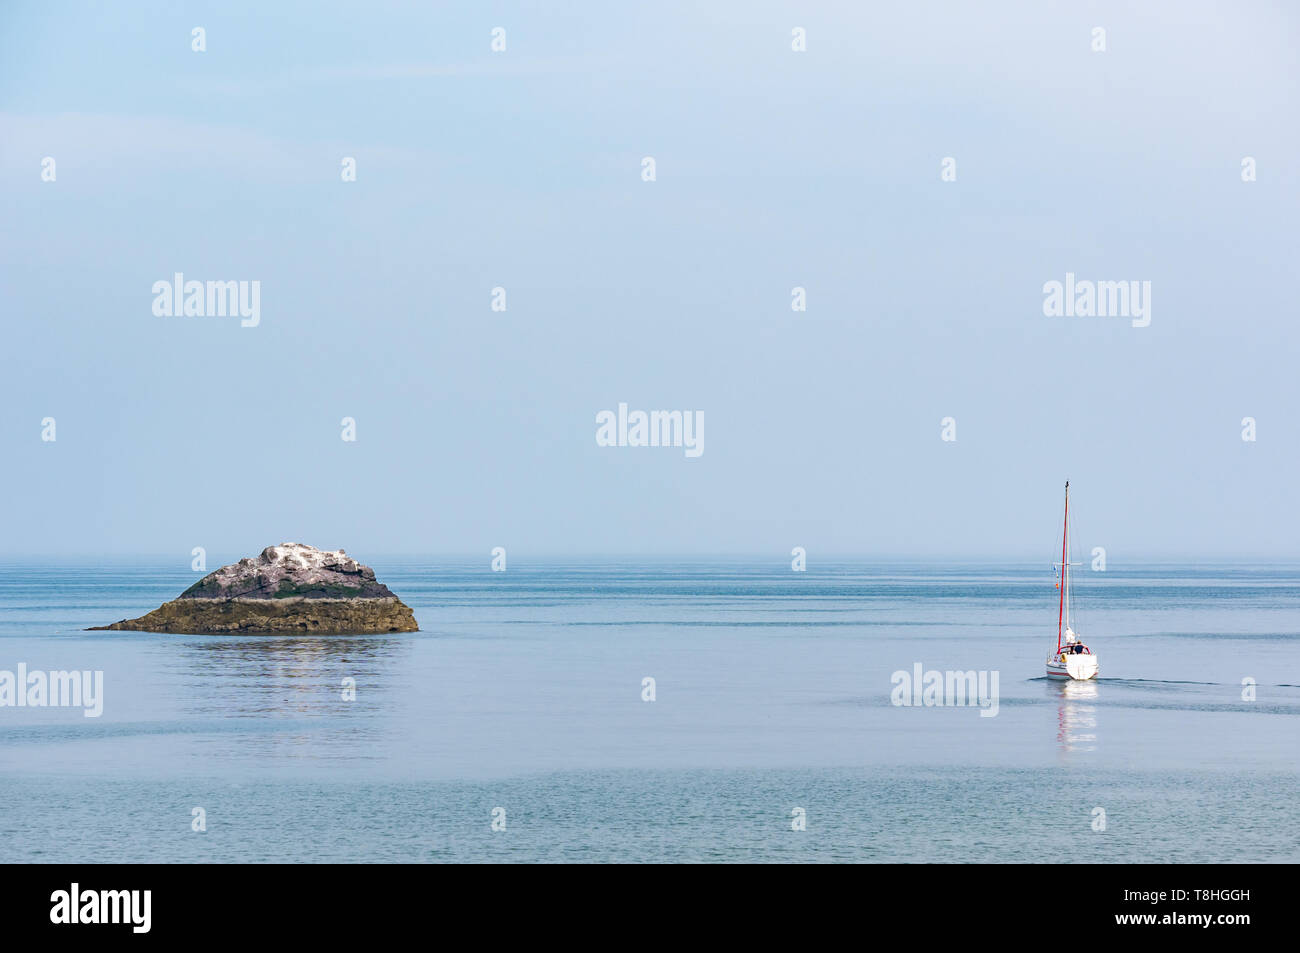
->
[1054,678,1099,753]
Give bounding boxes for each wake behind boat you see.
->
[1047,481,1099,680]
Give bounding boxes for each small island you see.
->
[89,543,418,634]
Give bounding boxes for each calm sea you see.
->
[0,560,1296,863]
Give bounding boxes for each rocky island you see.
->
[89,543,418,634]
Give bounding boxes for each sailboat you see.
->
[1046,481,1099,680]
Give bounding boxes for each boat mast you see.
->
[1064,484,1072,633]
[1057,481,1069,652]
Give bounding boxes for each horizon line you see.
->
[2,552,1298,566]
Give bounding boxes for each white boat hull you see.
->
[1047,654,1098,680]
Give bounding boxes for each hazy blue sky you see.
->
[2,1,1297,560]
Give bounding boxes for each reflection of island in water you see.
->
[1055,679,1098,753]
[164,635,415,764]
[177,635,412,715]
